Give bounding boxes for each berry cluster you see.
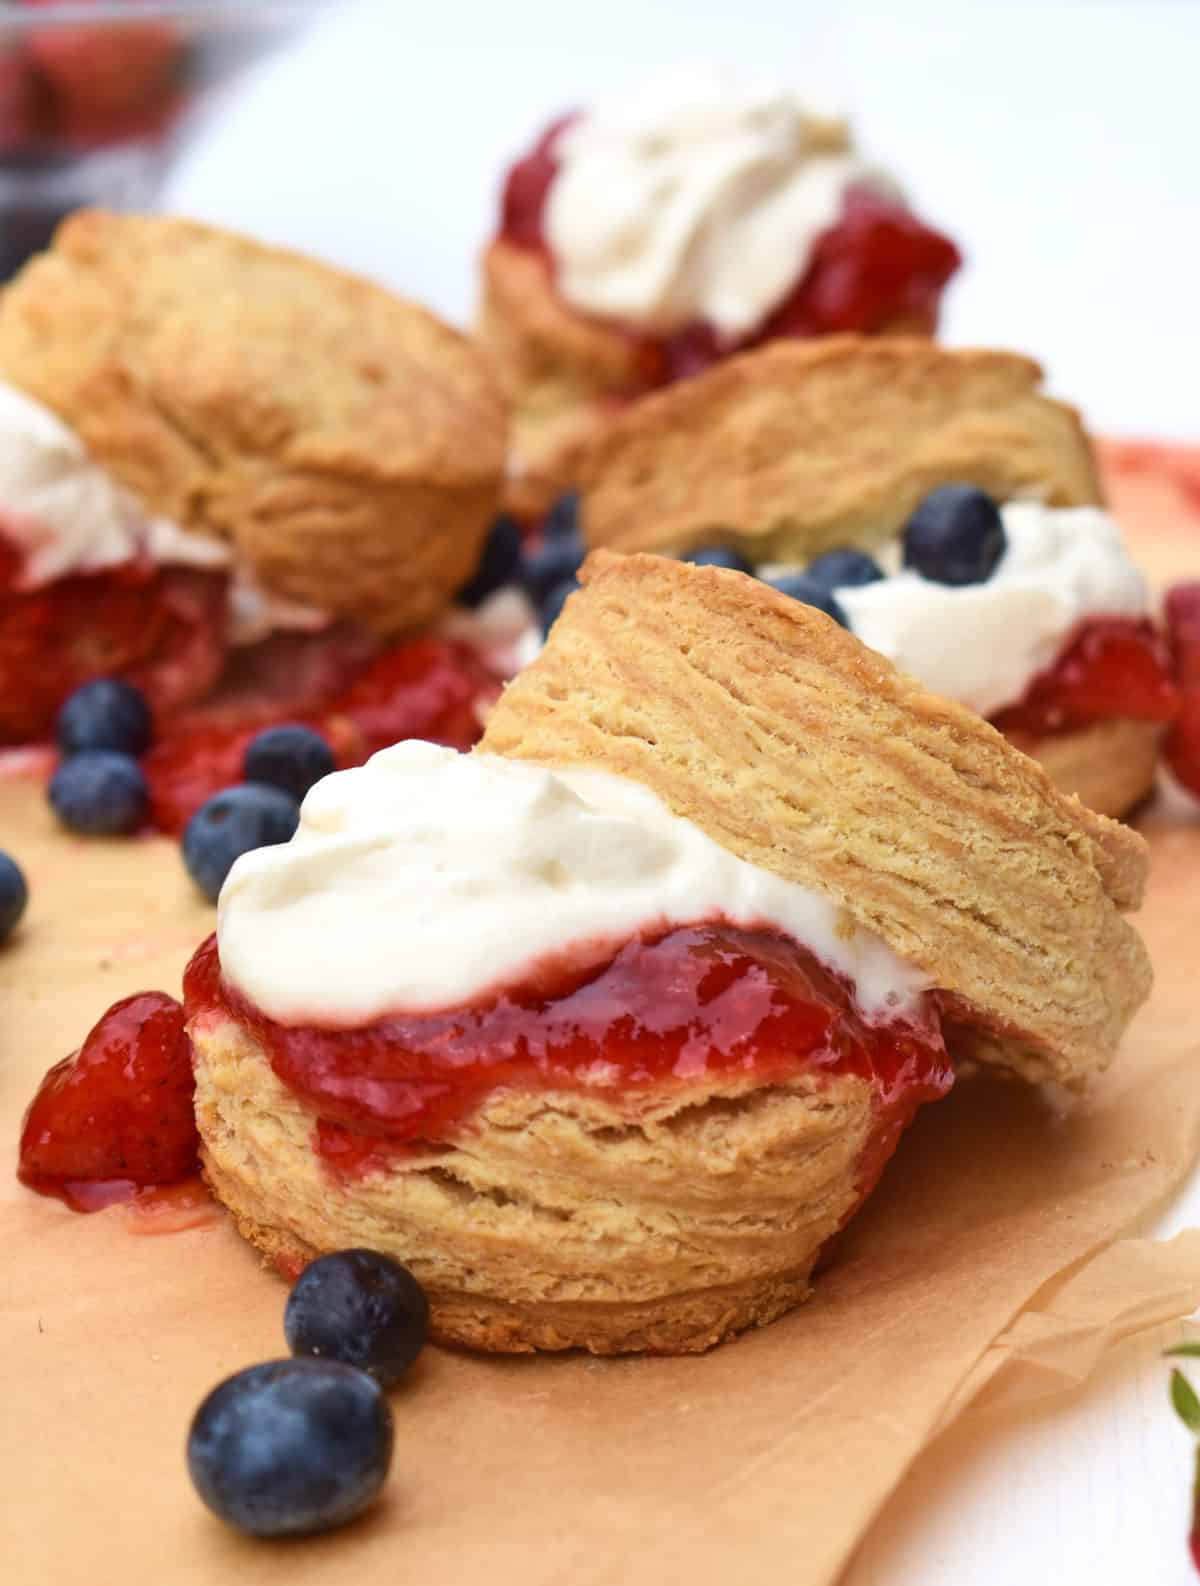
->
[47,676,336,901]
[188,1250,429,1538]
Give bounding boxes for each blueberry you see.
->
[524,540,584,604]
[542,491,581,541]
[285,1250,429,1387]
[766,573,849,627]
[902,485,1006,586]
[540,577,579,636]
[187,1358,393,1539]
[56,678,152,758]
[806,548,885,590]
[0,851,27,942]
[683,545,753,574]
[49,751,148,836]
[456,514,523,608]
[243,725,335,804]
[182,784,300,902]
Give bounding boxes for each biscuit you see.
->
[1010,719,1162,820]
[480,551,1150,1088]
[478,248,932,518]
[192,1012,874,1355]
[0,211,508,634]
[193,553,1150,1354]
[573,338,1102,558]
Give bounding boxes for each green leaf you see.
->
[1166,1342,1200,1360]
[1171,1369,1200,1433]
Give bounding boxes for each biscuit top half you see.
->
[0,210,508,632]
[575,337,1103,562]
[480,550,1151,1088]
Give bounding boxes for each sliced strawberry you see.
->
[1166,583,1200,691]
[17,992,199,1210]
[993,618,1180,737]
[331,636,498,758]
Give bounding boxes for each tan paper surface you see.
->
[2,447,1199,1586]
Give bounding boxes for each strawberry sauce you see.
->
[0,538,229,744]
[183,924,953,1188]
[498,114,961,386]
[17,992,200,1210]
[990,617,1179,738]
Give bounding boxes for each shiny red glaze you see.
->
[144,636,496,835]
[1166,693,1200,799]
[991,618,1180,738]
[1166,582,1200,690]
[17,991,200,1211]
[497,116,960,385]
[183,924,952,1184]
[0,546,228,744]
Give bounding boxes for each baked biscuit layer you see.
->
[192,1008,875,1355]
[0,211,507,633]
[575,338,1102,559]
[480,551,1151,1087]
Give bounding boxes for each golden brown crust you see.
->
[575,337,1103,558]
[480,551,1151,1087]
[478,248,936,520]
[1012,720,1162,820]
[478,241,644,517]
[191,1008,873,1355]
[0,211,508,633]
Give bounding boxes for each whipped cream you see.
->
[0,382,230,587]
[544,63,897,337]
[837,502,1149,717]
[218,740,928,1027]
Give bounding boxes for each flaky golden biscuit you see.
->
[192,1012,874,1355]
[574,338,1102,558]
[0,211,507,634]
[481,552,1151,1088]
[478,246,930,519]
[1012,720,1162,821]
[195,552,1150,1354]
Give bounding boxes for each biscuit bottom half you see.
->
[192,1010,894,1356]
[1008,719,1162,820]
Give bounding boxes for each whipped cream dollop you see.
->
[0,381,331,644]
[0,382,230,587]
[218,740,928,1027]
[544,62,897,337]
[837,502,1149,716]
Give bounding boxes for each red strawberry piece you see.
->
[993,618,1180,737]
[1166,583,1200,691]
[1166,692,1200,800]
[18,991,199,1210]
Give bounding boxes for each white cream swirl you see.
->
[217,740,928,1026]
[544,63,898,337]
[837,503,1149,717]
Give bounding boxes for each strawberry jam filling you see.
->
[183,923,953,1194]
[0,533,229,744]
[990,617,1179,738]
[498,115,961,387]
[18,991,201,1212]
[144,636,498,835]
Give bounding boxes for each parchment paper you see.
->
[1,446,1199,1586]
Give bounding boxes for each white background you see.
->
[168,4,1200,1580]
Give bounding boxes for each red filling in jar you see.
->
[990,617,1179,738]
[183,923,953,1198]
[498,114,962,387]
